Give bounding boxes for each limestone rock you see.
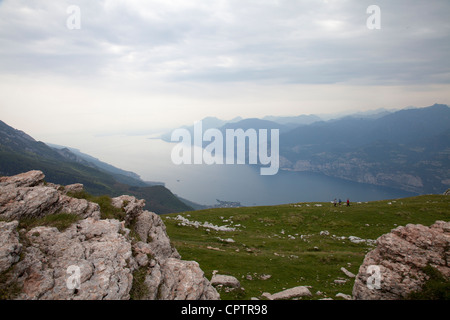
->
[58,194,101,220]
[63,183,84,194]
[11,218,134,300]
[147,258,220,300]
[341,267,356,278]
[112,195,145,223]
[0,171,219,301]
[211,274,241,289]
[0,171,99,220]
[264,286,312,300]
[0,170,44,188]
[0,185,60,220]
[259,274,272,280]
[0,221,22,273]
[334,279,347,285]
[133,210,180,260]
[352,221,450,300]
[261,292,272,300]
[336,293,352,300]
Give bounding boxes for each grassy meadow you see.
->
[162,195,450,300]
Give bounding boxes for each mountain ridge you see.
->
[279,104,450,194]
[156,103,450,194]
[0,120,193,214]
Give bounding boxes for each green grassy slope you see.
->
[0,149,118,195]
[162,195,450,300]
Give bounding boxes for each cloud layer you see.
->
[1,0,449,85]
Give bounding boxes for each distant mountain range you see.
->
[262,114,322,129]
[0,120,193,214]
[2,103,448,209]
[279,104,450,194]
[161,104,450,194]
[159,108,396,142]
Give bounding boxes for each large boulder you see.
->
[352,221,450,300]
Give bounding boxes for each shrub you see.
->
[129,267,149,300]
[407,265,450,300]
[67,191,126,221]
[19,213,81,232]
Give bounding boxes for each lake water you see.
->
[78,134,416,206]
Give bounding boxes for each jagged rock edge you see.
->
[0,170,220,300]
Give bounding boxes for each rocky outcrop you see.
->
[0,170,219,300]
[14,218,134,300]
[113,194,218,300]
[352,221,450,300]
[132,210,180,261]
[0,170,101,220]
[0,170,45,188]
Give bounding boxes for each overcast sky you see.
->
[1,0,449,144]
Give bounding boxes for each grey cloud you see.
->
[0,0,449,85]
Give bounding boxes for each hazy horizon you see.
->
[2,96,448,185]
[5,102,445,147]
